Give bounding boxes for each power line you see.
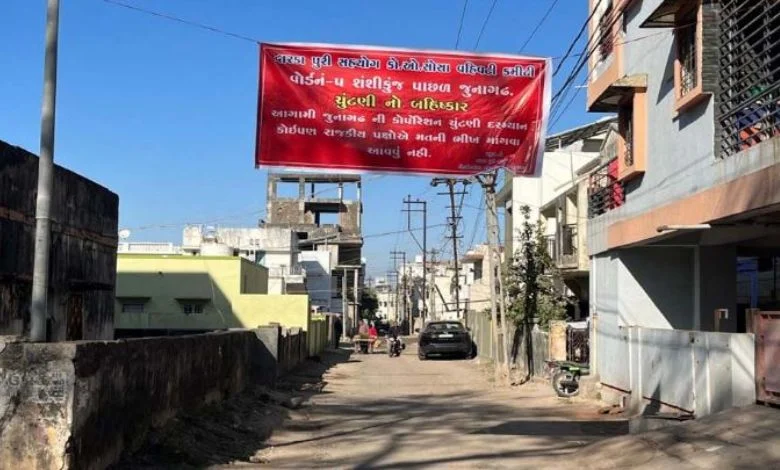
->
[551,2,631,107]
[102,0,259,43]
[553,0,605,76]
[454,0,471,49]
[517,0,561,53]
[550,80,586,130]
[473,0,500,50]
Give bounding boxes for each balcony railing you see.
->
[718,0,780,157]
[588,159,624,218]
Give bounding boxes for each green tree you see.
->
[360,287,379,322]
[504,205,568,330]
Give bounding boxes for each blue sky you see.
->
[2,0,595,277]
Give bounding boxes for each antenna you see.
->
[118,229,131,240]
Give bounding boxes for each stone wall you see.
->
[0,140,119,340]
[0,327,311,470]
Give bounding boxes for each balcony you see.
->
[546,225,579,271]
[559,224,578,269]
[588,159,625,218]
[718,0,780,157]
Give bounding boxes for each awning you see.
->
[640,0,683,28]
[590,74,648,112]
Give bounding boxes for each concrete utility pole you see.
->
[30,0,61,342]
[477,171,510,383]
[402,196,427,324]
[431,179,469,319]
[428,249,438,321]
[390,251,407,333]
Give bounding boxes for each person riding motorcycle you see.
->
[387,321,405,356]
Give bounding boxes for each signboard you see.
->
[256,43,551,176]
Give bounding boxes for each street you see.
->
[115,343,623,469]
[105,339,780,470]
[255,345,626,469]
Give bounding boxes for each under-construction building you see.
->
[264,173,364,332]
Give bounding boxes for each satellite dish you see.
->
[118,229,131,240]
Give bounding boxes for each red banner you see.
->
[255,43,551,176]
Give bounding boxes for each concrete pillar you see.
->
[354,267,360,312]
[266,176,277,222]
[298,177,306,224]
[549,320,567,360]
[356,181,362,230]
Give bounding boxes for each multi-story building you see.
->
[535,121,619,319]
[265,173,364,332]
[498,118,613,261]
[585,0,778,417]
[373,277,398,321]
[114,254,312,340]
[182,225,304,294]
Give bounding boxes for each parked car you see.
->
[418,321,473,360]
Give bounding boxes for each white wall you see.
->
[613,325,755,417]
[510,147,599,252]
[299,251,333,311]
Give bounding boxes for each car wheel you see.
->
[418,353,427,361]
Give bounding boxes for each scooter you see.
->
[387,337,404,357]
[546,360,590,398]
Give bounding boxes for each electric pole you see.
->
[402,196,427,325]
[431,178,469,319]
[31,0,61,342]
[477,170,510,383]
[386,270,399,323]
[390,251,407,334]
[428,249,438,321]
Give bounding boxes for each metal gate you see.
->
[753,311,780,405]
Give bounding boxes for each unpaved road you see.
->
[118,344,626,469]
[238,345,624,469]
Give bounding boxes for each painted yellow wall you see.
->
[115,255,309,331]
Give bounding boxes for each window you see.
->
[121,302,145,314]
[473,260,483,281]
[676,7,698,97]
[620,104,634,167]
[598,2,615,62]
[182,303,204,315]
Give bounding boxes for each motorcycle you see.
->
[387,337,404,357]
[546,360,590,398]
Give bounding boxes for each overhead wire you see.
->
[454,0,471,49]
[473,0,500,50]
[102,0,260,43]
[553,0,605,76]
[517,0,561,53]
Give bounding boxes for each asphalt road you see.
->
[251,344,625,469]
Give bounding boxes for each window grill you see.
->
[678,17,698,96]
[598,3,616,62]
[719,0,780,157]
[622,106,634,167]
